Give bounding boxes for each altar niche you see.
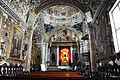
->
[59,46,71,66]
[49,43,79,66]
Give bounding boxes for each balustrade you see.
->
[0,64,24,76]
[95,63,120,80]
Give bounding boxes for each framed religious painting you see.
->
[10,27,23,58]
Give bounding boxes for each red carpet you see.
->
[29,71,85,79]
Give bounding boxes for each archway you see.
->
[30,3,91,71]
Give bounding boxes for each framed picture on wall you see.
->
[10,27,23,58]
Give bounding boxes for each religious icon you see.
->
[60,30,68,41]
[60,48,69,62]
[59,47,71,66]
[10,28,23,58]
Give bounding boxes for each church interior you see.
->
[0,0,120,79]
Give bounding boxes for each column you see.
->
[47,46,50,66]
[45,43,48,69]
[77,42,80,60]
[0,15,2,55]
[89,28,96,72]
[79,42,81,60]
[24,28,34,71]
[70,46,73,63]
[41,42,46,64]
[45,43,48,63]
[57,46,59,66]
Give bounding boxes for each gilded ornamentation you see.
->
[60,48,69,62]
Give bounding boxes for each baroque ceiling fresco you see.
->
[1,0,114,42]
[32,0,92,42]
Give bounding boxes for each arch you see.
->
[35,0,90,14]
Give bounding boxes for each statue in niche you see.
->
[50,47,56,66]
[51,34,55,41]
[74,52,78,63]
[51,52,55,62]
[74,34,77,41]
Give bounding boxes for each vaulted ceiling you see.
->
[29,0,92,43]
[2,0,115,42]
[34,0,90,14]
[32,0,93,42]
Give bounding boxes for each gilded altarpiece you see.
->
[10,27,23,58]
[0,9,25,64]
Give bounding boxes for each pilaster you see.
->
[24,27,34,71]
